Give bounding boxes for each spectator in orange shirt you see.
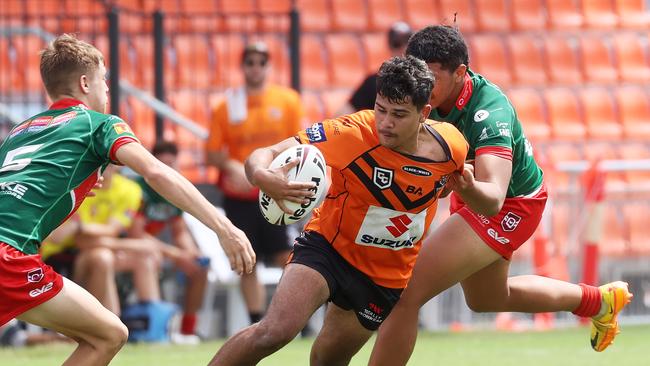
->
[206,41,305,324]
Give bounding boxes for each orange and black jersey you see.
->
[296,110,468,288]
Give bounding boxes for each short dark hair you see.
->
[405,25,469,72]
[376,56,434,111]
[152,140,178,156]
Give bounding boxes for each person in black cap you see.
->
[337,21,413,115]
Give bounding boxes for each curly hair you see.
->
[40,33,104,97]
[405,25,469,72]
[376,56,434,111]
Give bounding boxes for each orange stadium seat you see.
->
[321,90,351,118]
[618,143,650,194]
[614,86,650,140]
[211,34,245,87]
[439,0,477,33]
[250,34,291,86]
[219,0,258,32]
[325,34,366,88]
[599,205,630,257]
[551,204,572,255]
[544,143,583,189]
[24,0,63,33]
[616,0,650,29]
[127,97,156,149]
[579,36,619,84]
[179,0,221,32]
[301,91,325,126]
[0,38,10,94]
[367,0,405,32]
[404,0,441,30]
[507,88,550,142]
[582,0,619,29]
[544,88,586,141]
[361,32,391,73]
[11,35,47,93]
[300,35,330,89]
[624,204,650,254]
[258,0,291,32]
[296,0,332,32]
[62,0,106,33]
[579,88,623,140]
[545,0,583,30]
[474,0,510,32]
[331,0,369,31]
[130,35,155,89]
[543,36,583,85]
[511,0,547,31]
[468,35,512,88]
[174,35,211,89]
[508,35,548,86]
[582,142,627,196]
[168,91,210,127]
[612,33,650,83]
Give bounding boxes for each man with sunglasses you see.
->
[206,41,306,325]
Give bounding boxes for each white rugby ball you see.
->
[258,144,328,226]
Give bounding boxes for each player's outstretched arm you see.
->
[115,142,255,275]
[244,137,316,214]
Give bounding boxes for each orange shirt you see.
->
[297,110,468,288]
[207,84,304,199]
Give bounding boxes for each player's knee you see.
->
[85,247,115,271]
[251,321,297,352]
[100,319,129,352]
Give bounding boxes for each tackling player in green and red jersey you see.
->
[369,26,632,366]
[0,34,256,366]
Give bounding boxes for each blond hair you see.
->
[40,34,105,97]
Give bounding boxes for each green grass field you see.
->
[2,324,648,365]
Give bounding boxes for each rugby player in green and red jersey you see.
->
[0,34,257,366]
[369,26,632,366]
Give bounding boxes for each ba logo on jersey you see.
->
[373,167,393,189]
[501,212,521,232]
[306,122,327,143]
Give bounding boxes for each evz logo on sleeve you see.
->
[306,122,327,143]
[355,206,427,251]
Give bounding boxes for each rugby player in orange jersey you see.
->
[369,26,633,366]
[208,56,468,365]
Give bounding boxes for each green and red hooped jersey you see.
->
[429,70,544,197]
[0,99,139,254]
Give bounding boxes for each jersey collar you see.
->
[49,98,89,110]
[454,73,473,111]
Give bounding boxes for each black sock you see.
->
[249,312,263,324]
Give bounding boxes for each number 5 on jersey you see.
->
[0,144,44,173]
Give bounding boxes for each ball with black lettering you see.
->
[258,144,328,225]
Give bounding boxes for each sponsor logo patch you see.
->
[402,165,432,177]
[355,206,427,251]
[373,167,393,190]
[29,282,54,298]
[306,122,327,143]
[501,212,521,232]
[474,109,489,122]
[487,228,510,244]
[112,122,132,134]
[27,268,44,283]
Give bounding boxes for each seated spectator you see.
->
[41,165,161,316]
[128,141,208,344]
